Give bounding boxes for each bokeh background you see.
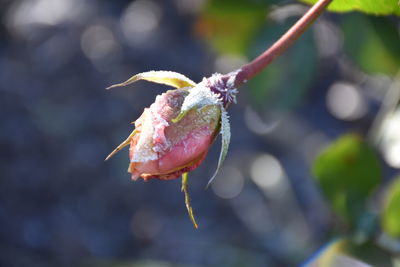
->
[1,0,400,266]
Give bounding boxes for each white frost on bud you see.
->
[179,82,221,116]
[152,111,170,153]
[131,109,158,162]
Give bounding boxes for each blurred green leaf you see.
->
[247,17,317,110]
[341,14,400,76]
[382,176,400,238]
[312,134,382,226]
[304,239,393,267]
[196,0,268,55]
[394,257,400,267]
[299,0,400,16]
[345,241,394,267]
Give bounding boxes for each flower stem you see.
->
[181,172,198,229]
[233,0,333,87]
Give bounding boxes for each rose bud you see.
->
[128,88,221,181]
[106,70,238,228]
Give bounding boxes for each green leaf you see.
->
[312,134,382,226]
[196,0,268,55]
[345,241,394,267]
[107,71,196,90]
[341,14,400,76]
[248,18,316,110]
[206,107,231,188]
[382,176,400,238]
[299,0,400,16]
[304,239,393,267]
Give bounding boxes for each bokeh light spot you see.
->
[244,107,279,135]
[214,54,247,74]
[380,109,400,168]
[120,0,162,46]
[326,82,367,121]
[6,0,89,39]
[81,24,118,61]
[251,154,283,191]
[211,166,244,199]
[314,21,342,58]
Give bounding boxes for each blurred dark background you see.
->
[1,0,399,266]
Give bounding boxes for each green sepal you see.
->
[105,129,137,161]
[107,70,196,90]
[206,106,231,188]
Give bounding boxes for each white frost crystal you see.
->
[131,109,158,162]
[180,82,221,114]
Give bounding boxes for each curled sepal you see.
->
[181,172,198,229]
[105,129,137,161]
[106,71,196,90]
[206,107,231,188]
[172,82,221,123]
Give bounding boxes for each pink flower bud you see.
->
[127,88,221,181]
[106,70,238,185]
[106,70,238,228]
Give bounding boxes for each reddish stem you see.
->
[232,0,333,87]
